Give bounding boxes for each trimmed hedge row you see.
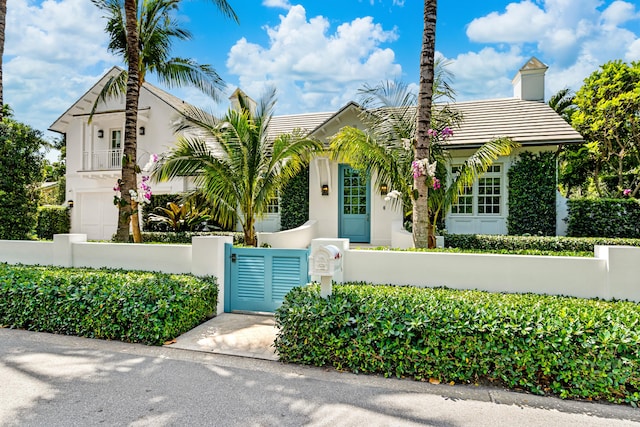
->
[275,284,640,405]
[36,205,70,239]
[132,231,244,245]
[0,264,217,345]
[444,233,640,253]
[567,198,640,238]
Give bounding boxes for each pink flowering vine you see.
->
[623,189,632,197]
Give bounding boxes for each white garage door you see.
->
[79,192,118,240]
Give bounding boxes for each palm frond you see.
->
[89,71,127,122]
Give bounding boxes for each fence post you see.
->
[53,234,87,267]
[192,236,233,315]
[595,245,640,302]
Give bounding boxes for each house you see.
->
[50,58,583,243]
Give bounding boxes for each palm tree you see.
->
[331,74,519,245]
[0,0,7,118]
[153,89,322,246]
[548,87,577,123]
[92,0,237,242]
[414,0,438,248]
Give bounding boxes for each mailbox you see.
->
[309,244,342,277]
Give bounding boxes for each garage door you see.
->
[79,192,118,240]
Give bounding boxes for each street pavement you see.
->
[1,327,639,427]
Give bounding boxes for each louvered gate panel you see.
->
[226,245,309,313]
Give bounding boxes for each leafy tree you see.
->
[548,87,577,123]
[153,89,322,246]
[414,0,438,248]
[0,115,46,239]
[572,60,640,197]
[92,0,237,242]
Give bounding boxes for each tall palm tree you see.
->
[153,89,322,246]
[331,72,519,245]
[92,0,237,242]
[0,0,6,118]
[414,0,438,248]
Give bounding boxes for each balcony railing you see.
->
[83,149,122,171]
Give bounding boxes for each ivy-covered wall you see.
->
[507,151,557,236]
[280,167,309,230]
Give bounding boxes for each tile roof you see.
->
[445,98,583,148]
[266,111,336,141]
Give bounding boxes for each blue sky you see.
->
[5,0,640,140]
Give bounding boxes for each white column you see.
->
[53,234,87,267]
[192,236,233,314]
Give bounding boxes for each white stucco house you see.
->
[50,57,583,244]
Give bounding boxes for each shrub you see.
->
[275,284,640,405]
[444,233,640,253]
[0,264,217,345]
[567,198,640,238]
[280,166,309,230]
[507,151,557,236]
[36,205,70,239]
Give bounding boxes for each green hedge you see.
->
[444,233,640,252]
[36,205,70,239]
[280,167,309,230]
[507,151,557,236]
[567,198,640,238]
[0,264,217,345]
[137,231,244,245]
[275,284,640,405]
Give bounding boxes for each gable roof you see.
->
[49,66,195,133]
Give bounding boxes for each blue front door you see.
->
[338,165,370,243]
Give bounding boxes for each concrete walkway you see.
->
[167,313,278,360]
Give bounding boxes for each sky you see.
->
[4,0,640,143]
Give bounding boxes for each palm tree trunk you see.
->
[115,0,141,243]
[413,0,437,249]
[0,0,6,118]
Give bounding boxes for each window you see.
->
[450,164,503,216]
[266,192,279,214]
[111,129,122,150]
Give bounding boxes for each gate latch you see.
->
[231,253,237,263]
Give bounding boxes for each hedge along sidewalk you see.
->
[275,284,640,406]
[0,264,218,346]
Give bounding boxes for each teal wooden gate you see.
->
[224,244,310,313]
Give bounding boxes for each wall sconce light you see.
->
[139,126,145,135]
[67,200,74,209]
[321,184,329,196]
[380,183,389,195]
[97,129,104,138]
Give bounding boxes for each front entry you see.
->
[338,165,370,243]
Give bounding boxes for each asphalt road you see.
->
[1,328,638,427]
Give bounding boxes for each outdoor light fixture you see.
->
[97,129,104,138]
[139,126,145,135]
[380,183,388,195]
[67,200,74,209]
[321,184,329,196]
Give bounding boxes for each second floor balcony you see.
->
[83,149,123,171]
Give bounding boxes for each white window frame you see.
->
[449,163,505,217]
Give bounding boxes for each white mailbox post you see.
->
[309,244,342,298]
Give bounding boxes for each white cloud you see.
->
[444,47,526,100]
[5,0,115,134]
[461,0,640,99]
[262,0,291,10]
[226,4,401,114]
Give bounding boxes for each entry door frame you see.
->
[338,164,371,243]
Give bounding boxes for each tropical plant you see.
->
[0,0,6,118]
[153,88,322,246]
[331,72,518,245]
[92,0,237,243]
[148,201,212,232]
[548,87,577,123]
